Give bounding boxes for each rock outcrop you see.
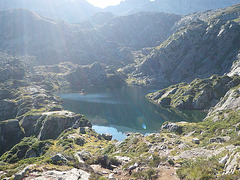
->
[160,122,182,133]
[147,75,240,110]
[37,111,91,140]
[22,168,91,180]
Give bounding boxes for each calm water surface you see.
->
[58,87,206,140]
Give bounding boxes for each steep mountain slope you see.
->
[88,12,115,26]
[105,0,240,16]
[0,0,100,23]
[125,4,240,87]
[99,12,181,50]
[0,9,133,66]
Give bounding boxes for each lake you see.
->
[58,87,206,141]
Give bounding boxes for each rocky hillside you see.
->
[105,0,240,16]
[99,12,181,50]
[124,4,240,87]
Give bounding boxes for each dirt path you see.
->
[91,164,180,180]
[157,166,179,180]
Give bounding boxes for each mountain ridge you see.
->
[105,0,240,16]
[0,0,100,23]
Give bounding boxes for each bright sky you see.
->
[86,0,122,8]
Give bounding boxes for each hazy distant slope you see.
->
[99,12,181,49]
[0,0,100,23]
[105,0,240,15]
[0,9,133,66]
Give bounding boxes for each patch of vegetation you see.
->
[177,157,224,180]
[117,134,149,156]
[0,137,37,163]
[0,137,53,163]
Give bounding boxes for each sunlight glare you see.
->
[86,0,122,8]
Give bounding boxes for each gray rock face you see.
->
[24,168,91,180]
[224,151,240,175]
[0,119,24,155]
[20,110,92,141]
[160,122,182,133]
[175,147,214,160]
[205,85,240,120]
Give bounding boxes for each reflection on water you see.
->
[60,93,126,104]
[58,87,206,140]
[92,125,127,141]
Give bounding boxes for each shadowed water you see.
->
[58,87,206,140]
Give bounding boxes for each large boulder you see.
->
[160,122,182,133]
[37,111,91,140]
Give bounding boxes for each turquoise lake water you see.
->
[58,87,206,141]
